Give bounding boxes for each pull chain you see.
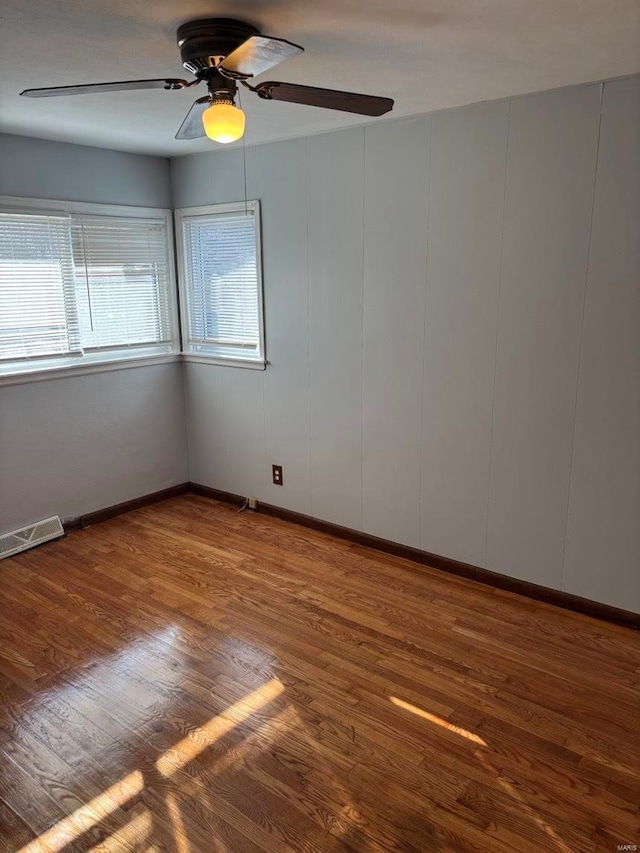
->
[238,87,248,215]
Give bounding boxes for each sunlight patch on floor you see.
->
[391,695,574,852]
[87,809,154,852]
[18,771,145,853]
[155,676,285,776]
[201,705,296,779]
[17,678,286,852]
[390,696,487,746]
[165,791,191,853]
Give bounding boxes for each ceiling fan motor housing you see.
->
[177,18,260,75]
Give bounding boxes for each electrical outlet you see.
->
[248,497,258,510]
[272,464,283,486]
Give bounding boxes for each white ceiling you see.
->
[0,0,638,157]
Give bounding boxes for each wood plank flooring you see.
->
[0,493,638,852]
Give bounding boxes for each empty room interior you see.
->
[0,0,639,850]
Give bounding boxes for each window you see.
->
[0,198,178,379]
[176,200,265,368]
[0,210,80,363]
[71,215,174,353]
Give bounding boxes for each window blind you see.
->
[181,208,263,362]
[72,214,173,351]
[0,211,81,362]
[0,203,176,377]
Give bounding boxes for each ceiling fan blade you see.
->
[254,82,393,116]
[175,96,210,140]
[220,36,303,78]
[20,79,190,98]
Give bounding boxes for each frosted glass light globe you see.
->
[202,102,245,144]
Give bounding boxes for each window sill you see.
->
[0,354,181,387]
[181,354,267,371]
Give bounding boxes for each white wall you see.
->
[562,78,640,610]
[172,76,640,614]
[0,365,187,531]
[0,133,172,207]
[0,135,187,534]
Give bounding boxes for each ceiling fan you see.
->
[20,18,394,144]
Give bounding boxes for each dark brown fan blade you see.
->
[20,79,190,98]
[254,82,393,116]
[175,96,210,140]
[220,36,303,78]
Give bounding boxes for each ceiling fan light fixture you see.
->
[202,98,245,143]
[19,18,394,142]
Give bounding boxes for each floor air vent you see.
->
[0,516,64,559]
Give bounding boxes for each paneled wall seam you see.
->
[305,138,313,512]
[360,129,366,531]
[174,214,191,481]
[418,118,433,551]
[305,138,314,513]
[220,370,229,486]
[559,81,605,592]
[261,368,268,498]
[179,359,192,481]
[258,126,267,498]
[484,98,512,566]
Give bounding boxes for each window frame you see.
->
[174,200,266,371]
[0,196,180,385]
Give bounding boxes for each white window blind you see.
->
[0,211,81,362]
[0,201,177,378]
[72,215,173,352]
[178,200,264,365]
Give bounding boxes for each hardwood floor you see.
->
[0,494,638,853]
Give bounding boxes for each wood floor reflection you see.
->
[0,494,638,852]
